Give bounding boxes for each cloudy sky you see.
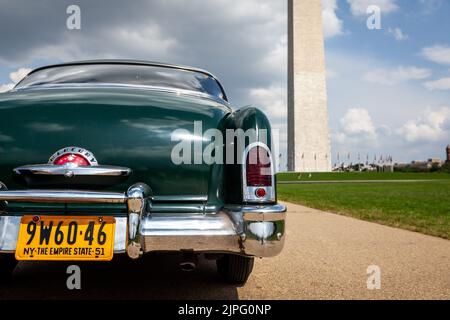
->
[0,0,449,169]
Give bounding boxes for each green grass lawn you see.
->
[277,180,450,239]
[277,171,450,181]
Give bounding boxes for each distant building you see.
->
[428,158,443,166]
[333,145,450,172]
[332,162,393,172]
[394,158,443,171]
[394,163,408,169]
[411,161,432,170]
[380,165,394,173]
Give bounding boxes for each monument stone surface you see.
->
[288,0,332,172]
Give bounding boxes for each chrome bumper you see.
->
[0,185,286,258]
[140,204,286,257]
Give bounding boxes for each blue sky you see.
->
[324,0,450,165]
[0,0,449,169]
[329,0,450,72]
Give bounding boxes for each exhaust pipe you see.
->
[179,253,197,271]
[179,261,196,272]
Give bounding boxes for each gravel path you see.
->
[1,202,448,299]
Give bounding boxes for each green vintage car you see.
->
[0,60,286,284]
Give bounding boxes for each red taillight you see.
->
[255,187,266,198]
[54,153,90,166]
[246,146,272,186]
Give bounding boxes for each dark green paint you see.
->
[0,86,273,210]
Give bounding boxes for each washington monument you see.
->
[287,0,332,172]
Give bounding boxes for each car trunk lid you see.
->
[0,87,230,199]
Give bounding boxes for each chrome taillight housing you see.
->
[242,142,275,203]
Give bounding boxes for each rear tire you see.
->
[216,254,254,285]
[0,254,17,284]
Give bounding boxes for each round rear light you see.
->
[255,188,266,198]
[54,154,90,166]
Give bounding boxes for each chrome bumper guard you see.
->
[0,184,286,258]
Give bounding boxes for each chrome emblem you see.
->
[13,146,131,188]
[48,146,98,166]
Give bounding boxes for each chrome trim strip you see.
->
[152,195,208,202]
[0,190,127,204]
[149,204,208,214]
[225,204,286,222]
[225,203,287,214]
[0,189,207,210]
[14,164,132,177]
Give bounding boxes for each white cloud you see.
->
[388,27,408,41]
[424,77,450,91]
[347,0,399,16]
[327,50,450,162]
[421,45,450,65]
[333,108,381,154]
[322,0,344,38]
[419,0,443,14]
[248,85,286,127]
[106,25,177,58]
[261,35,287,75]
[0,0,287,99]
[9,67,31,83]
[247,85,287,170]
[363,66,431,85]
[0,67,31,93]
[326,69,339,79]
[29,24,178,64]
[397,107,450,142]
[339,108,377,139]
[0,83,14,93]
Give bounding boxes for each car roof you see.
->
[23,59,228,101]
[29,59,218,79]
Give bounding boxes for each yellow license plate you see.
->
[15,216,115,261]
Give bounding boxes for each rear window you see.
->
[15,64,226,101]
